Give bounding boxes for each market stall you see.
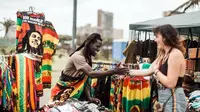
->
[0,7,59,112]
[129,10,200,111]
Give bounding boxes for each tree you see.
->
[169,0,200,16]
[0,18,15,38]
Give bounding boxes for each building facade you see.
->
[77,9,123,43]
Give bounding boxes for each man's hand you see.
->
[113,63,129,75]
[88,97,101,105]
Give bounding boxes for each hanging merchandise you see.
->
[15,7,59,96]
[16,9,44,55]
[14,54,38,112]
[91,62,151,112]
[0,54,40,112]
[41,21,59,88]
[91,63,113,108]
[0,57,15,112]
[15,8,45,97]
[123,40,137,63]
[110,63,151,112]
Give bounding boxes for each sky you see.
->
[0,0,198,40]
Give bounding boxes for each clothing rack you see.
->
[92,62,139,69]
[92,62,118,65]
[0,53,43,61]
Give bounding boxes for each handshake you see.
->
[112,62,130,75]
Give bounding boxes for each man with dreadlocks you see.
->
[51,33,129,104]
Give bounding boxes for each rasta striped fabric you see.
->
[15,54,37,112]
[41,21,59,89]
[110,76,150,112]
[51,75,89,100]
[110,63,151,112]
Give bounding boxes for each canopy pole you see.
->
[195,28,200,71]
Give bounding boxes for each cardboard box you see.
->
[188,48,200,59]
[185,59,196,71]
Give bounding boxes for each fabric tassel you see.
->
[26,57,37,110]
[15,54,27,112]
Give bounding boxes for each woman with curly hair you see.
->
[129,24,187,112]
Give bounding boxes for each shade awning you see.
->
[129,10,200,31]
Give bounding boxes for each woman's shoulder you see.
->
[169,48,185,60]
[171,48,183,55]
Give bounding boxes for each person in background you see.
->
[129,24,187,112]
[51,33,129,104]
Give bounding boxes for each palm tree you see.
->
[0,18,15,38]
[169,0,200,16]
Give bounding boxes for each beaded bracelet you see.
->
[154,69,160,76]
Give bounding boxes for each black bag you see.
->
[150,76,176,112]
[150,76,159,112]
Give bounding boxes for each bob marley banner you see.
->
[16,10,59,97]
[16,11,45,55]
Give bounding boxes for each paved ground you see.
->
[39,54,69,107]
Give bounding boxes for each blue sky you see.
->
[0,0,199,40]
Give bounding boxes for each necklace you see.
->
[161,47,172,64]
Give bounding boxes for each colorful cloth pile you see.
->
[188,90,200,111]
[39,98,111,112]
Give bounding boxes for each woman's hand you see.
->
[153,61,160,73]
[88,97,101,105]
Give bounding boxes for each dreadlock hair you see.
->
[70,33,102,67]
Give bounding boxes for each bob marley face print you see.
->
[26,30,43,55]
[17,30,43,56]
[29,32,42,48]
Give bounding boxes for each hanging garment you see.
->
[94,76,111,108]
[16,11,45,97]
[110,64,151,112]
[89,64,101,98]
[122,76,150,112]
[16,11,44,55]
[123,40,137,63]
[15,54,38,112]
[90,64,112,108]
[141,39,157,62]
[0,59,15,111]
[110,75,125,112]
[42,21,59,89]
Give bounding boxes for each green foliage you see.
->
[58,35,72,41]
